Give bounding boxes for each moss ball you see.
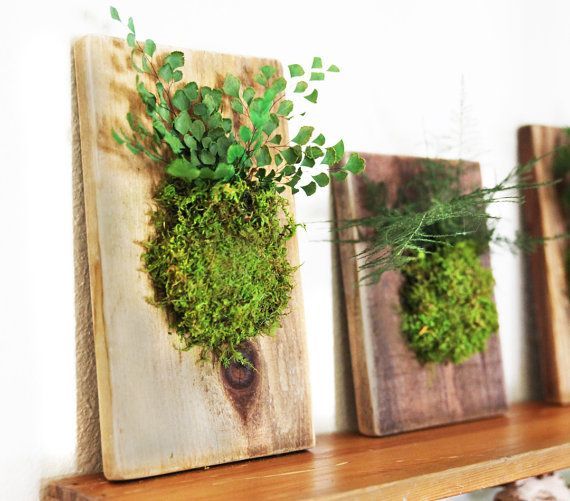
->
[143,179,296,367]
[400,240,498,364]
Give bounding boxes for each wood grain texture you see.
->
[518,125,570,404]
[73,35,314,480]
[332,153,507,436]
[47,403,570,500]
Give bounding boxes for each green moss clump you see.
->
[143,179,296,367]
[400,240,498,364]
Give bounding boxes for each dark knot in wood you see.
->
[220,341,260,422]
[224,359,255,390]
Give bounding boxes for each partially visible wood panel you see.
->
[519,125,570,404]
[332,153,507,436]
[73,35,313,480]
[47,403,570,501]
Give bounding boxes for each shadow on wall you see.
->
[330,195,358,432]
[71,48,103,474]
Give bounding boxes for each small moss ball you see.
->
[143,179,296,367]
[400,240,498,364]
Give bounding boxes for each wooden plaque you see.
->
[518,125,570,404]
[73,35,314,480]
[332,153,507,436]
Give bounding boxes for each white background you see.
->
[1,1,569,499]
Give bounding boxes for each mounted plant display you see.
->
[73,7,363,480]
[354,158,504,365]
[332,153,540,436]
[519,125,570,405]
[109,8,364,368]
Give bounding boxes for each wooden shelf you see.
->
[48,403,570,500]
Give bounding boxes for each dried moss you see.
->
[142,179,296,367]
[401,240,498,364]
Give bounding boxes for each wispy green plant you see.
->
[342,156,551,283]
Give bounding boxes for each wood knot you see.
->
[220,342,260,422]
[224,359,255,390]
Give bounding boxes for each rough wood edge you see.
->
[73,36,118,478]
[518,125,570,404]
[331,163,376,435]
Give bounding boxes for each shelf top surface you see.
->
[48,403,570,500]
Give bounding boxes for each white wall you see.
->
[1,1,570,499]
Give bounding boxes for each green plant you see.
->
[401,241,498,364]
[109,8,364,194]
[143,180,295,367]
[346,159,531,363]
[109,7,365,366]
[344,158,545,283]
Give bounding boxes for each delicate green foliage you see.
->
[242,86,255,104]
[166,158,199,182]
[331,170,348,181]
[111,128,125,145]
[313,172,329,187]
[111,16,356,194]
[165,51,184,68]
[343,158,548,282]
[344,153,365,174]
[294,81,308,93]
[143,180,296,367]
[223,74,241,97]
[277,100,294,116]
[292,126,314,145]
[173,110,191,134]
[230,97,244,114]
[172,89,190,111]
[304,89,318,103]
[313,133,325,146]
[288,64,304,77]
[144,39,156,57]
[110,6,120,21]
[255,146,272,167]
[261,65,276,79]
[227,143,245,163]
[401,241,498,364]
[239,125,252,143]
[301,181,317,196]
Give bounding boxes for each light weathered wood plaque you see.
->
[73,35,314,480]
[519,125,570,404]
[332,153,507,436]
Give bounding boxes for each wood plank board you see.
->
[518,125,570,404]
[47,403,570,500]
[73,35,313,480]
[332,153,507,436]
